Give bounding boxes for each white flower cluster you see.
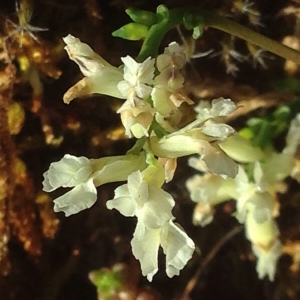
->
[42,34,260,281]
[61,34,240,179]
[186,112,300,281]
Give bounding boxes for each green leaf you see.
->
[125,8,157,26]
[156,5,169,20]
[89,269,121,294]
[112,23,149,40]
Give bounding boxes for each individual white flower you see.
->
[117,98,155,138]
[43,155,93,192]
[201,122,235,140]
[106,170,174,228]
[117,56,155,101]
[43,154,96,216]
[234,164,276,223]
[63,35,124,103]
[192,203,215,226]
[131,219,195,281]
[148,126,238,178]
[252,240,282,281]
[151,42,193,120]
[186,173,236,205]
[151,85,193,118]
[186,171,236,226]
[245,204,281,281]
[43,153,146,216]
[195,98,236,123]
[156,42,187,72]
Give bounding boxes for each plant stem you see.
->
[138,7,300,65]
[202,10,300,64]
[137,8,185,61]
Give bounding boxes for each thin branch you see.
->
[203,12,300,65]
[179,225,244,300]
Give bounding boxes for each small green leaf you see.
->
[125,8,157,26]
[89,269,121,294]
[156,5,169,22]
[112,23,149,40]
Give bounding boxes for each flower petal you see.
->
[131,222,161,282]
[201,142,238,177]
[161,220,195,278]
[53,179,97,216]
[252,240,282,281]
[138,186,174,228]
[106,185,137,217]
[42,154,93,191]
[63,34,124,102]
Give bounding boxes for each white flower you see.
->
[151,42,193,120]
[43,155,93,192]
[117,99,155,138]
[192,203,214,226]
[252,240,282,281]
[146,99,237,177]
[156,42,187,72]
[151,85,193,118]
[148,126,238,178]
[234,164,275,224]
[201,122,235,140]
[195,98,236,123]
[117,56,155,101]
[107,170,195,281]
[51,180,97,217]
[43,153,146,216]
[186,173,236,205]
[131,219,195,281]
[106,170,174,228]
[245,204,281,281]
[43,154,96,216]
[63,35,124,103]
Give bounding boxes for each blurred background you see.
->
[0,0,300,299]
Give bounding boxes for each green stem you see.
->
[202,11,300,64]
[137,7,300,65]
[137,8,185,61]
